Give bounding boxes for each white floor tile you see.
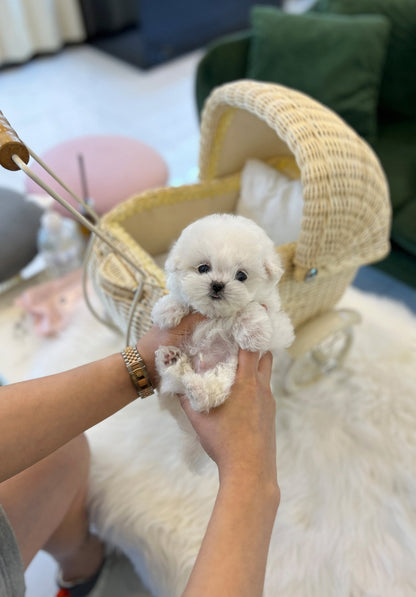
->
[0,46,202,196]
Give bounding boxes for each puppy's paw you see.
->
[270,310,295,350]
[151,295,190,329]
[155,346,185,374]
[186,379,213,413]
[233,303,272,351]
[188,384,230,413]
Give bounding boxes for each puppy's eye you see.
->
[197,264,211,274]
[235,270,248,282]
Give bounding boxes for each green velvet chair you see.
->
[195,2,416,289]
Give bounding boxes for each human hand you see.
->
[180,350,279,493]
[136,311,204,386]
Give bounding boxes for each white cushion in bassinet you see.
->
[237,158,303,246]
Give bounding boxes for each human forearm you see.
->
[0,314,203,483]
[179,351,279,596]
[183,474,279,597]
[0,353,135,482]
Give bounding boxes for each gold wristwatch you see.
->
[121,346,154,399]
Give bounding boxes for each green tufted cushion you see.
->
[315,0,416,118]
[247,6,390,142]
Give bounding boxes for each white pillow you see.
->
[237,159,304,245]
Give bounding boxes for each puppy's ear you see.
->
[165,243,182,274]
[264,250,284,283]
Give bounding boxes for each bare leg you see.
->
[0,434,104,582]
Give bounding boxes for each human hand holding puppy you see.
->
[180,349,278,487]
[136,310,205,387]
[180,349,280,597]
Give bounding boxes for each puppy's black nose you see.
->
[211,281,225,294]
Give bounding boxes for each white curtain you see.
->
[0,0,86,66]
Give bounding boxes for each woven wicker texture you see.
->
[87,230,167,342]
[199,80,391,280]
[87,80,391,343]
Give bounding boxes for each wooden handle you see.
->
[0,110,29,171]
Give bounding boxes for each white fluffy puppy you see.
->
[152,214,294,445]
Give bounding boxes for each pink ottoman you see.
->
[25,135,169,218]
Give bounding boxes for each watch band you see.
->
[121,346,153,399]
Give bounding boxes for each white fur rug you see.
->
[83,287,416,597]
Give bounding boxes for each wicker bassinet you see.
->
[86,80,391,347]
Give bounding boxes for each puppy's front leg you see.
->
[155,346,190,395]
[151,294,190,329]
[232,302,272,351]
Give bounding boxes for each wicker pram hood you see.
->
[199,80,391,280]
